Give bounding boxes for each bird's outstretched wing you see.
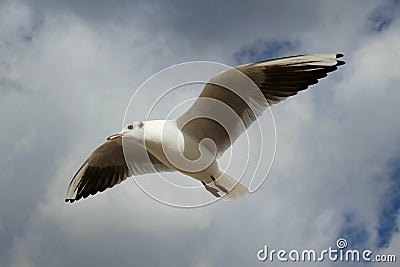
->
[65,138,174,203]
[176,54,345,157]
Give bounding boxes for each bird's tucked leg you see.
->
[201,181,220,198]
[211,176,229,194]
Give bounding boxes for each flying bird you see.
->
[65,54,345,203]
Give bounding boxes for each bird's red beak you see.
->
[107,133,123,140]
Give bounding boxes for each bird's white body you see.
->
[126,119,247,199]
[140,120,217,181]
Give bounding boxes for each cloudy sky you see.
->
[1,0,400,266]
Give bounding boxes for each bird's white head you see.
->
[107,121,145,141]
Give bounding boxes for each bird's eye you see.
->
[127,124,134,130]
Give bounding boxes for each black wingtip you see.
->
[337,60,345,66]
[65,198,75,203]
[336,54,345,66]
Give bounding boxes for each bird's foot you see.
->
[202,181,220,198]
[211,176,229,194]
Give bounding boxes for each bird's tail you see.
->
[216,172,249,200]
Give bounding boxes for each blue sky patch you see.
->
[339,213,370,251]
[376,157,400,248]
[368,14,392,32]
[22,19,44,43]
[367,0,398,33]
[234,39,299,65]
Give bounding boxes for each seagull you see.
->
[65,53,345,203]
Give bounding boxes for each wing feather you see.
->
[65,138,174,203]
[176,54,344,156]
